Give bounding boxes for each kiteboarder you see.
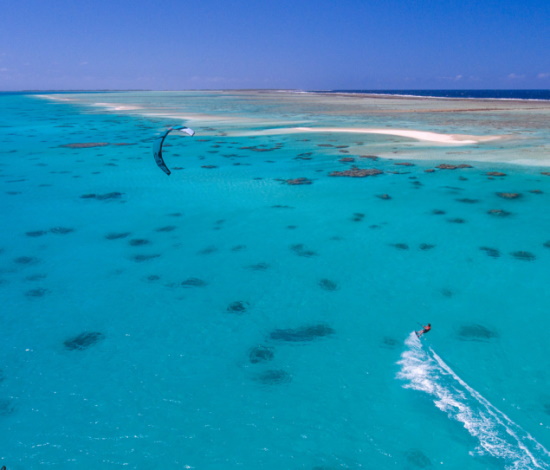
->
[416,323,431,338]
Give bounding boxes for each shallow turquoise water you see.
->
[1,92,549,469]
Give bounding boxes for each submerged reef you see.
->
[487,209,512,217]
[480,246,500,258]
[253,369,292,385]
[249,346,275,364]
[390,243,409,250]
[510,251,536,261]
[61,142,109,148]
[227,301,250,314]
[246,262,270,271]
[50,227,75,235]
[436,164,473,170]
[81,192,124,201]
[457,323,498,341]
[318,279,338,291]
[181,278,208,287]
[290,243,317,257]
[131,254,160,262]
[285,177,313,185]
[419,243,436,250]
[269,324,335,342]
[404,449,432,468]
[64,331,105,350]
[105,232,131,240]
[329,167,383,177]
[496,192,521,199]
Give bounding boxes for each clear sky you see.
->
[1,0,549,90]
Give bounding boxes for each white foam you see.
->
[397,333,550,469]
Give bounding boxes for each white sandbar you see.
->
[235,127,504,145]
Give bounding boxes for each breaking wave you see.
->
[397,333,549,469]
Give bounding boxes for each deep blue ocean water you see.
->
[1,91,549,469]
[326,90,550,100]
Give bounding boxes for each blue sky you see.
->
[1,0,549,90]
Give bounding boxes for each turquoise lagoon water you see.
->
[1,91,549,469]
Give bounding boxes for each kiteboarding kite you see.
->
[153,126,195,175]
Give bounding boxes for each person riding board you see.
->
[416,323,431,338]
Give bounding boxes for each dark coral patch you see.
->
[431,209,446,215]
[352,212,365,222]
[376,194,392,200]
[0,399,15,416]
[529,189,543,194]
[131,254,160,262]
[487,209,512,217]
[231,245,246,252]
[480,246,500,258]
[181,278,208,287]
[146,275,160,281]
[81,192,124,200]
[544,241,550,249]
[269,324,335,342]
[105,232,131,240]
[61,142,109,148]
[249,346,274,364]
[25,230,48,237]
[14,256,39,265]
[25,273,47,281]
[390,243,409,250]
[496,192,522,199]
[339,157,355,162]
[227,301,249,314]
[156,225,177,232]
[290,244,317,257]
[457,324,498,341]
[318,279,338,291]
[510,251,536,261]
[285,177,313,185]
[487,171,506,176]
[50,227,75,235]
[25,288,48,298]
[440,288,453,298]
[253,369,291,385]
[198,246,218,255]
[64,331,105,350]
[395,162,415,166]
[381,337,398,348]
[447,218,466,224]
[404,449,432,468]
[246,262,270,271]
[128,239,150,246]
[359,155,379,160]
[329,167,383,177]
[456,198,479,204]
[436,164,473,170]
[419,243,435,250]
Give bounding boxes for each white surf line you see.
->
[233,126,504,145]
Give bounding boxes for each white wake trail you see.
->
[397,333,549,469]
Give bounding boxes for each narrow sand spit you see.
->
[234,127,505,145]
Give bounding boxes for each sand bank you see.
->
[234,127,504,145]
